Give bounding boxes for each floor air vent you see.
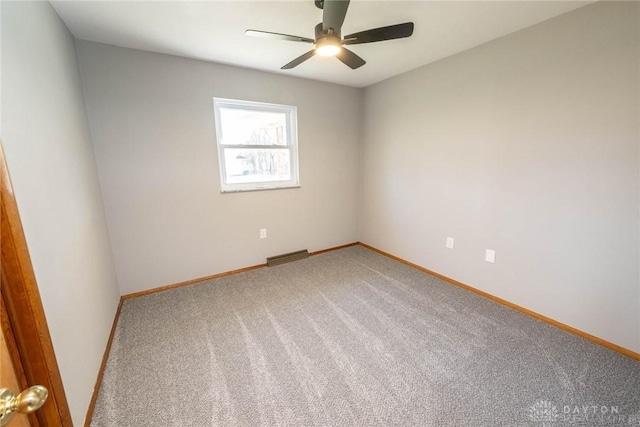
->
[267,249,309,267]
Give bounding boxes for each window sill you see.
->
[220,185,301,194]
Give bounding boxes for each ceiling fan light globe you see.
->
[316,44,341,57]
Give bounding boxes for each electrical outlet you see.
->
[260,228,267,239]
[446,237,454,249]
[485,249,495,263]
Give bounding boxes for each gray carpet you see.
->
[91,246,640,426]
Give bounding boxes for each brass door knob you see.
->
[0,386,48,426]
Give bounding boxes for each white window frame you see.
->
[213,97,300,193]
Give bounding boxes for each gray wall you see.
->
[360,1,640,352]
[76,41,361,295]
[1,2,121,424]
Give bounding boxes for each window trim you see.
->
[213,97,300,193]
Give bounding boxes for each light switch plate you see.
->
[446,237,454,249]
[485,249,495,263]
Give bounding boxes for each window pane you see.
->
[214,98,299,192]
[223,148,291,184]
[219,107,287,146]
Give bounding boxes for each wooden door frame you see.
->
[1,140,73,426]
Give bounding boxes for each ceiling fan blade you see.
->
[245,30,314,44]
[281,50,317,69]
[335,47,365,69]
[323,0,350,32]
[343,22,414,45]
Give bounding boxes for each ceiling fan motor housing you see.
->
[314,22,341,48]
[315,22,342,42]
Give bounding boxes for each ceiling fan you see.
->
[245,0,414,70]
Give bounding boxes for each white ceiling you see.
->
[51,1,591,88]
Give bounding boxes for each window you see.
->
[213,98,300,193]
